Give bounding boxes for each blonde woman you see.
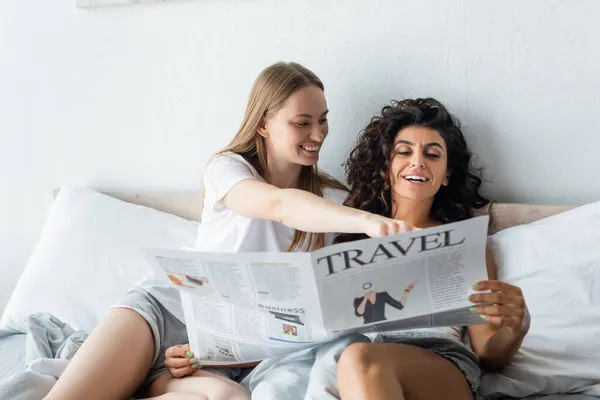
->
[43,62,416,400]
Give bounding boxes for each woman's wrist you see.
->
[352,210,377,233]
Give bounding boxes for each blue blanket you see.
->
[0,313,88,400]
[242,333,370,400]
[1,314,597,400]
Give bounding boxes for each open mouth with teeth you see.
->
[300,145,320,153]
[403,175,429,183]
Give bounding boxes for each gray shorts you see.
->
[112,287,253,396]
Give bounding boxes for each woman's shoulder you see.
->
[204,152,261,181]
[201,152,262,216]
[207,151,255,170]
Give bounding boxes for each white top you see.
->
[194,152,346,252]
[143,152,347,322]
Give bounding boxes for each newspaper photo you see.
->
[145,215,490,365]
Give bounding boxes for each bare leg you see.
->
[43,308,155,400]
[337,343,473,400]
[149,370,250,400]
[139,394,208,400]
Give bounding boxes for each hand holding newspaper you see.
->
[145,216,490,366]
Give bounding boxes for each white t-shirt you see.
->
[144,152,347,322]
[195,152,347,252]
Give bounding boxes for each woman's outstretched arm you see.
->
[223,179,417,238]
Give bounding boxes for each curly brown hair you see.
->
[335,98,490,244]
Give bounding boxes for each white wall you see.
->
[2,0,599,314]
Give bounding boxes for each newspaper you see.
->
[145,215,490,365]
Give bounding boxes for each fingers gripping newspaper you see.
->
[145,216,490,366]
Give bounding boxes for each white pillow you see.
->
[0,186,198,334]
[481,201,600,398]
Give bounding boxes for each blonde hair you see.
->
[209,61,346,251]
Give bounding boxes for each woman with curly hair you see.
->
[335,98,530,400]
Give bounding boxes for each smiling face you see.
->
[259,84,329,168]
[389,125,449,202]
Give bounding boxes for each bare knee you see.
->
[226,391,250,400]
[216,383,250,400]
[339,343,374,368]
[338,343,388,377]
[191,370,250,400]
[149,372,249,400]
[144,389,247,400]
[337,343,423,385]
[143,394,209,400]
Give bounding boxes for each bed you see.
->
[0,187,598,399]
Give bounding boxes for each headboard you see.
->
[59,191,570,235]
